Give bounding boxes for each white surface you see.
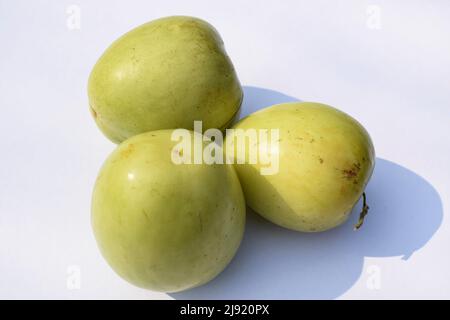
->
[0,0,449,299]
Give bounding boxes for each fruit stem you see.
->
[354,192,369,230]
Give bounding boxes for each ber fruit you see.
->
[88,16,242,143]
[91,130,246,292]
[227,102,375,232]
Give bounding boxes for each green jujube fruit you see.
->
[91,130,246,292]
[88,16,243,143]
[227,102,375,232]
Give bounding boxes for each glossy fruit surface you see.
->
[227,102,375,232]
[88,16,242,143]
[91,130,245,292]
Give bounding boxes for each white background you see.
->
[0,0,449,299]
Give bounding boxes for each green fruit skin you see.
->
[227,102,375,232]
[91,130,246,292]
[88,16,243,143]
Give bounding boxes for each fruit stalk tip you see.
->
[354,192,369,230]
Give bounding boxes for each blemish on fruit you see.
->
[341,162,361,180]
[121,143,135,158]
[142,209,150,221]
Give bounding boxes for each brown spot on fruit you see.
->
[341,162,361,180]
[319,157,324,164]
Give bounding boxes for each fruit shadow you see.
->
[170,86,443,299]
